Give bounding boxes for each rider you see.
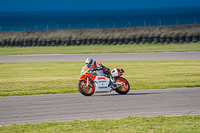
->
[80,58,110,76]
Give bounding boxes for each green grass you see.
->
[1,115,200,133]
[0,60,200,97]
[0,43,200,55]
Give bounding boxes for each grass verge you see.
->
[0,43,200,55]
[0,60,200,97]
[0,115,200,133]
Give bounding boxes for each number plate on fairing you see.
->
[94,76,112,92]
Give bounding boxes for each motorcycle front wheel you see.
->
[78,80,95,96]
[115,77,130,94]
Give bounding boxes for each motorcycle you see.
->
[78,67,130,96]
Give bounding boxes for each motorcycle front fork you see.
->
[87,78,90,87]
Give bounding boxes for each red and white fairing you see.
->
[111,68,125,77]
[94,68,125,92]
[94,76,111,92]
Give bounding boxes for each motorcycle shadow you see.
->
[94,92,156,97]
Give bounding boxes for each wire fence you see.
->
[0,17,199,32]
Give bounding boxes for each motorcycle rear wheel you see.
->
[115,77,130,94]
[78,80,95,96]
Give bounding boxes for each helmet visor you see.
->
[86,62,92,67]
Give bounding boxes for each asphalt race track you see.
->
[0,52,200,125]
[1,88,200,125]
[0,52,200,63]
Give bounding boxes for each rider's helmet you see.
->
[85,58,94,67]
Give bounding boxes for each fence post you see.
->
[69,24,71,30]
[57,24,59,30]
[144,20,146,27]
[24,26,26,31]
[159,19,162,26]
[47,25,49,31]
[35,25,38,31]
[114,22,116,28]
[176,18,179,25]
[195,17,197,25]
[128,21,131,28]
[82,24,84,29]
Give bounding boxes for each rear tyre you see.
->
[78,80,95,96]
[115,77,130,94]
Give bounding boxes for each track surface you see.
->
[1,88,200,125]
[0,52,200,63]
[0,52,200,125]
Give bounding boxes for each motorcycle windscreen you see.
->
[80,65,88,76]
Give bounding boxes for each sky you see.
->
[0,0,200,12]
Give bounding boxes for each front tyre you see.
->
[115,77,130,94]
[78,80,95,96]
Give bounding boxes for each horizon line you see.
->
[0,6,200,13]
